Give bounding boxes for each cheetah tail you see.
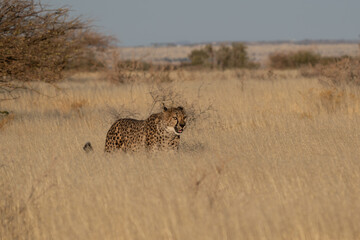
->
[83,142,93,153]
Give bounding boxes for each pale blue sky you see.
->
[45,0,360,46]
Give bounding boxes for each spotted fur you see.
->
[104,106,187,152]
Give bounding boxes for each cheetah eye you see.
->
[173,117,178,120]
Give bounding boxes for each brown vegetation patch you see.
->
[317,58,360,87]
[57,99,88,116]
[0,112,14,130]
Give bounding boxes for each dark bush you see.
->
[187,42,257,69]
[291,50,320,67]
[188,49,209,66]
[216,45,232,69]
[229,42,248,68]
[318,55,353,66]
[269,50,321,69]
[268,53,292,69]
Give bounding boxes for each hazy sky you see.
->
[45,0,360,46]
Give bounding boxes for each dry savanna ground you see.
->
[1,69,360,239]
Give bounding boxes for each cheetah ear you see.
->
[177,106,183,111]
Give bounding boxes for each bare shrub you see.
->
[147,84,214,127]
[0,0,115,100]
[317,58,360,87]
[298,57,360,114]
[0,0,83,82]
[105,83,214,134]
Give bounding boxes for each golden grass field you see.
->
[1,68,360,239]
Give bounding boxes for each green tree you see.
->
[229,42,248,68]
[188,49,209,66]
[216,45,231,69]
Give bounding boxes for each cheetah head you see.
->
[163,106,187,135]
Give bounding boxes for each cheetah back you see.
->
[104,118,146,152]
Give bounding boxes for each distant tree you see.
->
[187,42,256,69]
[290,50,320,68]
[203,44,215,68]
[188,49,209,66]
[216,45,231,69]
[229,42,248,68]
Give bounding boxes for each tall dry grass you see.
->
[1,70,360,239]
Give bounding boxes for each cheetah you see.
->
[84,106,187,152]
